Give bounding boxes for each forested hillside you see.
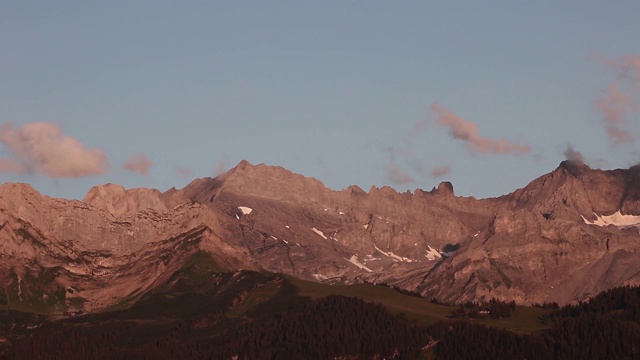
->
[3,276,640,359]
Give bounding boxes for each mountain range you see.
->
[1,159,640,319]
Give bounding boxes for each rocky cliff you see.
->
[1,160,640,316]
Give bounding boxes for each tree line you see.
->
[5,285,640,359]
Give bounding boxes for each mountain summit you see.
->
[1,160,640,316]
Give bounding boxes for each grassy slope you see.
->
[286,275,551,334]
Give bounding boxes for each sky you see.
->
[1,1,639,200]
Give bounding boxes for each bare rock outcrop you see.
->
[1,159,640,315]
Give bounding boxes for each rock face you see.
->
[1,160,640,315]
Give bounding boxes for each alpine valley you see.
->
[2,160,640,359]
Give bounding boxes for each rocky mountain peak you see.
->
[2,161,640,310]
[556,159,592,178]
[84,183,127,199]
[202,160,331,206]
[233,158,254,171]
[0,182,53,219]
[83,183,176,215]
[431,181,455,197]
[0,182,42,200]
[341,185,368,199]
[510,160,640,221]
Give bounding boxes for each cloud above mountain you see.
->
[563,144,586,163]
[430,165,451,178]
[174,164,193,178]
[123,153,152,175]
[595,84,635,145]
[594,54,640,146]
[0,157,27,174]
[431,103,531,155]
[601,54,640,82]
[387,163,414,184]
[0,122,109,178]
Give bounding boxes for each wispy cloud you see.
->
[593,54,640,146]
[600,54,640,82]
[214,160,228,176]
[377,142,416,162]
[387,163,414,184]
[431,103,531,155]
[123,153,152,175]
[429,165,451,178]
[380,119,455,184]
[0,122,108,178]
[408,120,429,138]
[213,153,231,176]
[173,164,193,178]
[595,84,635,145]
[563,144,585,163]
[0,157,27,174]
[378,141,418,184]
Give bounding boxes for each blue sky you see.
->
[1,1,639,199]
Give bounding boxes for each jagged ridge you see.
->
[1,160,640,313]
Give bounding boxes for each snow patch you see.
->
[425,246,442,261]
[363,224,369,229]
[312,273,328,281]
[238,206,252,215]
[281,239,288,244]
[285,225,290,229]
[374,244,415,263]
[582,211,640,229]
[17,275,22,299]
[339,211,345,215]
[311,227,328,239]
[344,255,374,273]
